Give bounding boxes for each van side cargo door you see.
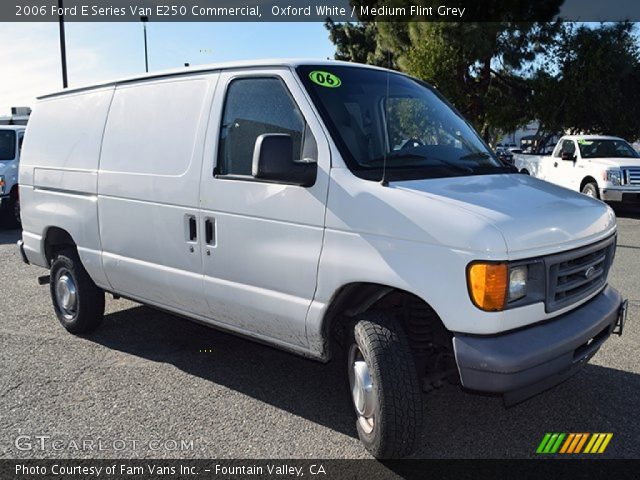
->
[98,74,218,316]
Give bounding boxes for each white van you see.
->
[18,60,627,458]
[0,125,25,226]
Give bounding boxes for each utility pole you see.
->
[141,16,149,73]
[58,0,68,88]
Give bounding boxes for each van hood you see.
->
[394,174,616,256]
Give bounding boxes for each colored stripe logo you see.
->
[537,433,613,454]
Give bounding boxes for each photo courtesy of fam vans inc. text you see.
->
[1,1,639,479]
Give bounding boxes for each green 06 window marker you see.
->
[309,71,341,88]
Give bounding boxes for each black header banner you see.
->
[4,0,640,22]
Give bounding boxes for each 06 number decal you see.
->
[309,71,342,88]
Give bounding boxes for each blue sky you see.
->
[0,22,335,115]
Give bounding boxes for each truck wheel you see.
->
[50,248,105,334]
[346,311,423,458]
[581,182,599,199]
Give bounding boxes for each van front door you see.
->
[198,69,330,350]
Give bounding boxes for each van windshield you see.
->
[297,65,508,181]
[0,130,16,161]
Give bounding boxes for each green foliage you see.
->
[326,12,640,143]
[533,23,640,141]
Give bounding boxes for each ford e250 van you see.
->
[17,60,627,458]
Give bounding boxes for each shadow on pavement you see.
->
[94,305,357,438]
[87,304,639,458]
[612,203,640,220]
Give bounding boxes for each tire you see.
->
[345,311,423,458]
[520,169,530,175]
[50,248,105,334]
[581,182,599,199]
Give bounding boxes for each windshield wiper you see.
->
[365,152,473,174]
[458,152,491,160]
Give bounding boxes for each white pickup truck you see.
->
[514,135,640,202]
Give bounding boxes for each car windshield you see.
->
[578,139,639,159]
[0,130,16,161]
[297,65,509,181]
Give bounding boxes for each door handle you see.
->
[205,218,215,245]
[188,216,197,241]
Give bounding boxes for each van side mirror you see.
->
[252,134,316,187]
[561,151,576,161]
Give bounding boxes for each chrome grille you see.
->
[545,236,616,313]
[623,167,640,185]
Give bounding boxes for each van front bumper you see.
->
[453,286,625,406]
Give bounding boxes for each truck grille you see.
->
[545,236,616,313]
[623,167,640,185]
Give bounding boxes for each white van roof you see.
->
[39,58,389,100]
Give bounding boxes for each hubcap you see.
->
[348,344,376,433]
[55,272,78,319]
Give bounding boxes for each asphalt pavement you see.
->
[0,205,638,459]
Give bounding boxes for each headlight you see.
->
[604,170,622,186]
[467,262,539,312]
[508,265,528,302]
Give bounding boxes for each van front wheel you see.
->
[50,249,105,334]
[346,311,423,458]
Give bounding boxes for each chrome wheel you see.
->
[348,344,376,434]
[55,272,78,320]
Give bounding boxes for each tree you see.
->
[325,1,563,142]
[533,23,640,142]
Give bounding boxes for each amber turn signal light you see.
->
[467,262,508,311]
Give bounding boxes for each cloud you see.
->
[0,23,62,114]
[0,22,106,115]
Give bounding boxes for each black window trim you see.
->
[213,73,317,187]
[0,129,18,161]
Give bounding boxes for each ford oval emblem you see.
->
[584,266,596,279]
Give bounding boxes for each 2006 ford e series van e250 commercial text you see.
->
[17,60,627,458]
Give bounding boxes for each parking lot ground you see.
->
[1,205,639,459]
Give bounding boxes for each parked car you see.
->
[495,146,514,165]
[17,60,626,458]
[514,135,640,202]
[0,125,25,226]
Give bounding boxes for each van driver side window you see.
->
[217,77,317,177]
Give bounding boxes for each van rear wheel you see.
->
[50,248,105,334]
[346,311,423,458]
